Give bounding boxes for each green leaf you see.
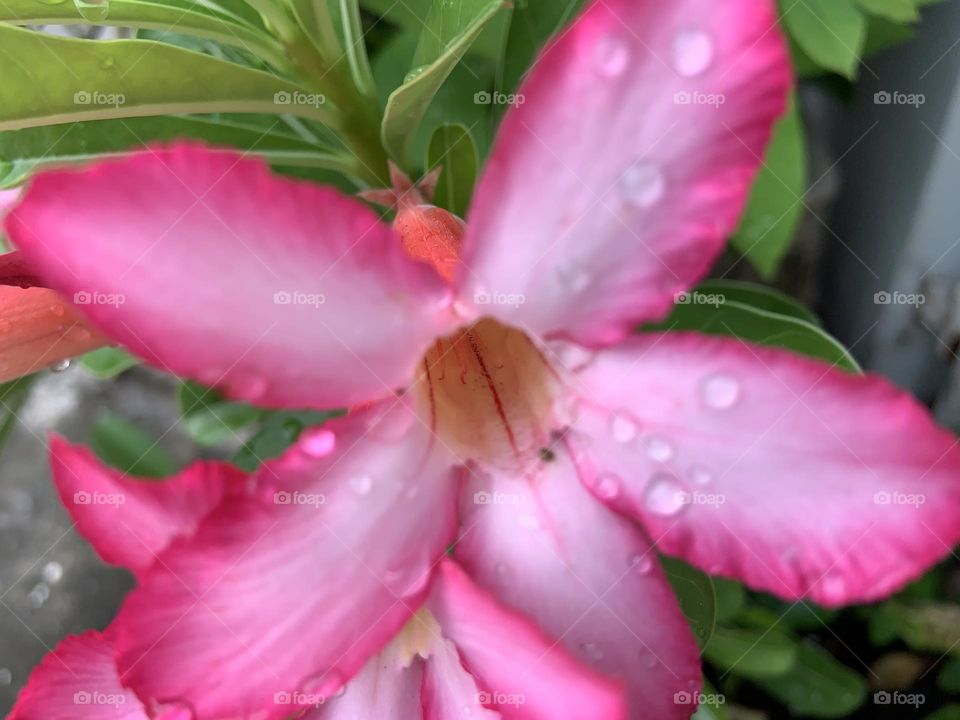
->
[178,381,264,447]
[80,348,139,379]
[927,706,960,720]
[0,25,335,133]
[937,657,960,694]
[696,281,820,325]
[854,0,919,22]
[645,291,861,373]
[0,0,284,64]
[0,374,35,449]
[0,115,357,188]
[337,0,378,98]
[713,578,747,623]
[730,95,807,279]
[703,626,799,679]
[91,412,179,478]
[426,123,477,217]
[662,557,716,648]
[231,408,341,471]
[691,681,730,720]
[779,0,868,78]
[381,0,504,163]
[754,642,868,718]
[895,602,960,655]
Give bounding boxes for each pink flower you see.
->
[6,0,960,718]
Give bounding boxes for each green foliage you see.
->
[426,123,478,217]
[90,411,178,477]
[80,348,139,379]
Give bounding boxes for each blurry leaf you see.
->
[704,626,799,679]
[713,578,747,623]
[91,412,178,478]
[927,706,960,720]
[779,0,868,78]
[754,642,868,718]
[231,409,342,471]
[0,25,333,133]
[897,602,960,655]
[854,0,919,22]
[730,95,807,279]
[697,281,819,325]
[0,375,35,449]
[80,348,139,379]
[381,0,504,163]
[868,601,908,646]
[692,680,729,720]
[644,293,861,372]
[662,557,716,648]
[938,658,960,693]
[742,602,839,633]
[426,123,477,217]
[178,381,264,447]
[338,0,378,98]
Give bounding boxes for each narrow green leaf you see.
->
[703,626,799,679]
[691,680,730,720]
[0,375,35,450]
[178,381,264,447]
[0,25,335,132]
[854,0,919,23]
[779,0,868,78]
[713,578,747,623]
[338,0,378,99]
[754,642,868,718]
[426,123,477,217]
[0,0,285,64]
[696,281,820,325]
[381,0,504,163]
[730,95,807,279]
[91,412,179,478]
[231,408,341,471]
[662,557,716,648]
[80,348,139,379]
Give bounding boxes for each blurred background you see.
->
[4,0,960,718]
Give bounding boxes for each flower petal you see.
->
[113,400,460,718]
[430,561,626,720]
[569,332,960,607]
[458,0,790,345]
[421,627,501,720]
[9,632,149,720]
[5,144,455,408]
[454,455,700,720]
[49,436,241,575]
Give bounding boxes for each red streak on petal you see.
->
[465,330,519,457]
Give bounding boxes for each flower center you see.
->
[416,318,559,470]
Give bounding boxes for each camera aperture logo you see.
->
[273,90,326,108]
[274,290,326,308]
[74,90,126,108]
[74,290,125,308]
[874,691,925,707]
[674,690,725,706]
[874,490,925,508]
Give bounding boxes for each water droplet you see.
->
[50,304,65,317]
[49,359,71,373]
[27,582,50,609]
[404,65,428,83]
[644,474,688,517]
[619,161,665,208]
[299,428,335,458]
[629,553,653,574]
[689,465,713,487]
[672,30,713,77]
[645,435,673,462]
[74,0,110,21]
[71,327,91,342]
[610,412,638,443]
[594,472,622,501]
[557,263,590,292]
[41,561,63,584]
[348,474,372,495]
[701,374,740,410]
[593,33,630,77]
[581,641,604,660]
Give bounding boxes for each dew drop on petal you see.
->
[672,30,713,77]
[41,561,63,584]
[581,641,604,660]
[594,472,622,501]
[610,412,638,443]
[27,582,50,609]
[592,33,630,77]
[619,162,665,208]
[299,428,336,458]
[645,435,674,463]
[348,474,372,495]
[49,359,71,373]
[701,374,740,410]
[689,465,713,487]
[629,553,653,574]
[644,474,688,517]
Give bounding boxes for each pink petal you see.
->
[49,436,240,575]
[113,400,461,718]
[8,631,149,720]
[422,628,502,720]
[570,332,960,607]
[455,454,700,719]
[5,144,455,408]
[458,0,790,345]
[430,561,630,720]
[0,188,19,217]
